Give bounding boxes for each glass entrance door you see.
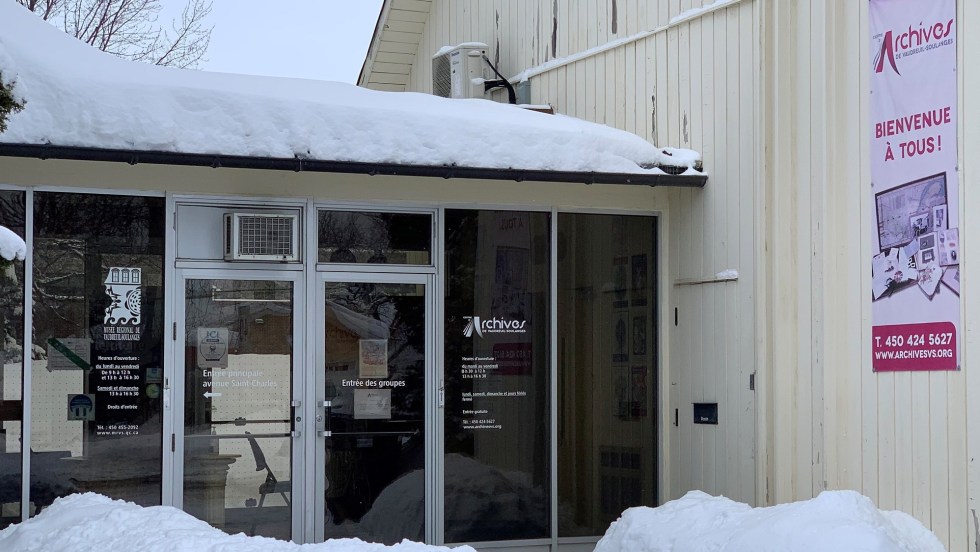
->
[177,275,300,541]
[316,275,432,544]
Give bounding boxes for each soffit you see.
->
[358,0,432,91]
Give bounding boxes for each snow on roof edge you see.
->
[0,142,708,187]
[0,2,703,178]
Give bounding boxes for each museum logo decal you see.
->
[104,267,142,341]
[463,316,527,338]
[873,18,954,75]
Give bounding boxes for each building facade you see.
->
[0,1,708,550]
[359,1,980,550]
[0,164,685,550]
[2,0,977,550]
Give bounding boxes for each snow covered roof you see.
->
[0,2,703,186]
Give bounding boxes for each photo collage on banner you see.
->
[869,0,959,371]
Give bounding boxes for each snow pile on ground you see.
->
[0,493,477,552]
[0,225,26,262]
[0,3,699,175]
[596,490,945,552]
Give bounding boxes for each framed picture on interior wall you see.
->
[612,256,629,308]
[631,254,648,306]
[492,246,530,319]
[615,365,630,418]
[632,315,647,356]
[613,311,629,362]
[630,366,648,418]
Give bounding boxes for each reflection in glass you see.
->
[30,193,165,513]
[0,191,25,528]
[323,282,425,544]
[183,279,293,540]
[557,214,658,536]
[443,209,551,543]
[318,211,431,265]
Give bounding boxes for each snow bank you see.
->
[0,225,26,262]
[596,490,945,552]
[0,493,476,552]
[0,3,699,175]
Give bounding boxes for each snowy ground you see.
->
[595,490,945,552]
[0,493,476,552]
[0,490,945,551]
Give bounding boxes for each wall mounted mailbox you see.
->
[693,403,718,424]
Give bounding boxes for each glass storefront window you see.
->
[31,193,165,511]
[8,191,661,542]
[443,209,551,543]
[557,213,658,537]
[318,211,432,265]
[0,191,25,528]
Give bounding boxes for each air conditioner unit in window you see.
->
[432,42,491,99]
[223,213,299,262]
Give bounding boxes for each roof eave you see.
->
[357,0,392,87]
[0,143,707,187]
[358,0,432,91]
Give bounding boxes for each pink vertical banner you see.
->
[869,0,959,371]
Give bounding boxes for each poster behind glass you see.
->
[0,191,25,528]
[443,209,550,543]
[31,193,165,511]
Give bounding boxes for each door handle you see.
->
[290,400,302,438]
[318,400,332,438]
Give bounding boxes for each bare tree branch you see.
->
[17,0,212,69]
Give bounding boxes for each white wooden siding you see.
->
[409,1,735,95]
[763,1,972,549]
[394,0,978,548]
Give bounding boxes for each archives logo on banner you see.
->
[869,0,958,371]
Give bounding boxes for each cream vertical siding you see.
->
[763,1,972,550]
[964,2,980,551]
[390,0,980,548]
[400,0,762,509]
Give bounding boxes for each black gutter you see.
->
[0,143,707,187]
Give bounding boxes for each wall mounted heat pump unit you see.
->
[223,212,299,261]
[432,43,491,99]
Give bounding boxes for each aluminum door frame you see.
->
[170,268,306,542]
[312,271,437,544]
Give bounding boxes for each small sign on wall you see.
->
[67,394,96,421]
[47,337,91,370]
[354,389,391,420]
[197,328,228,368]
